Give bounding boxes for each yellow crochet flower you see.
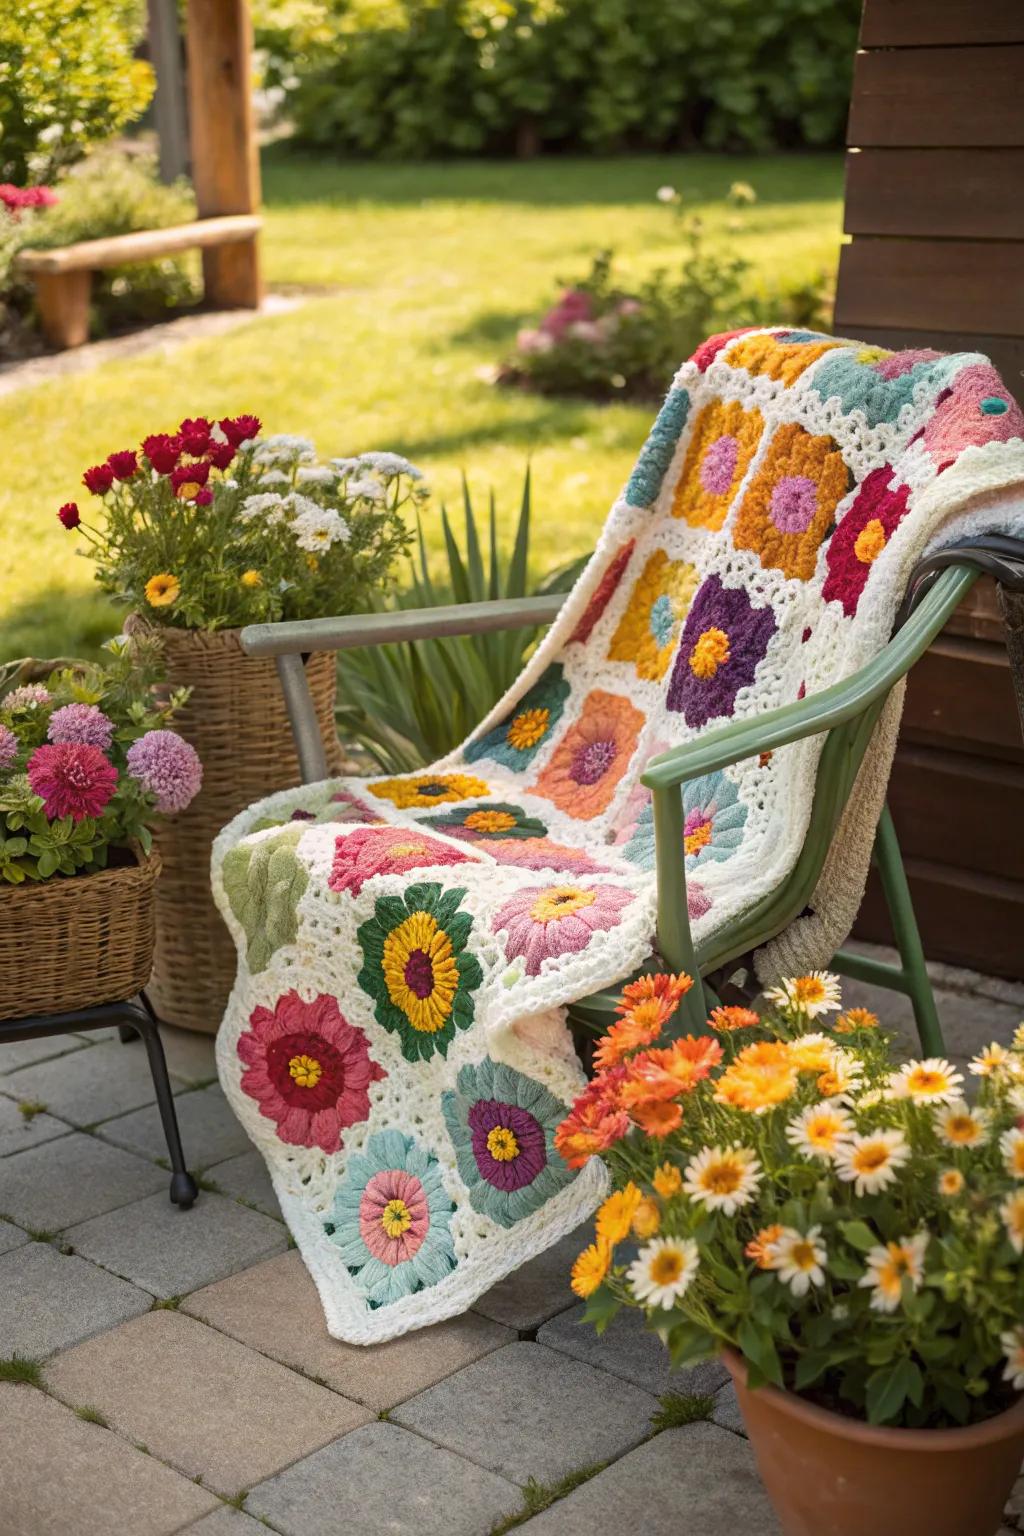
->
[369,772,489,809]
[144,572,180,607]
[608,550,698,680]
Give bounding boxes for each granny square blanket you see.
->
[213,327,1024,1343]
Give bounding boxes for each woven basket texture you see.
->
[129,620,341,1034]
[0,845,161,1021]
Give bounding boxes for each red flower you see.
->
[208,438,236,470]
[142,433,181,474]
[27,742,118,822]
[170,460,211,494]
[57,502,80,530]
[107,449,138,481]
[82,463,114,496]
[194,486,213,506]
[0,184,58,216]
[178,417,212,455]
[220,414,261,446]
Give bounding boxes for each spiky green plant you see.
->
[336,471,587,774]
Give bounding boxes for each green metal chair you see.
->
[240,533,1024,1058]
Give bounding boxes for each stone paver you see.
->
[185,1509,269,1535]
[0,1092,71,1157]
[155,1025,218,1086]
[4,1038,164,1126]
[0,1218,26,1255]
[517,1421,780,1535]
[0,1032,88,1074]
[0,1380,219,1535]
[44,1309,372,1497]
[712,1380,746,1435]
[98,1084,250,1169]
[393,1340,658,1487]
[248,1421,522,1536]
[538,1303,727,1399]
[184,1249,515,1411]
[840,947,1020,1066]
[206,1148,282,1219]
[65,1189,289,1298]
[472,1228,583,1332]
[0,1132,166,1230]
[0,1241,151,1358]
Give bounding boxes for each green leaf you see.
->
[737,1318,783,1389]
[840,1221,877,1253]
[580,1284,621,1336]
[865,1358,918,1425]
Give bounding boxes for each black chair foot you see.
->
[170,1171,199,1209]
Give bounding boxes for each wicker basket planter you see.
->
[128,620,341,1034]
[0,844,161,1022]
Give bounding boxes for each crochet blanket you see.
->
[213,327,1024,1343]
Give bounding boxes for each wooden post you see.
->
[34,271,92,350]
[148,0,189,184]
[184,0,262,308]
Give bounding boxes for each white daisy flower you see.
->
[833,1129,910,1195]
[253,433,316,466]
[1002,1327,1024,1391]
[627,1237,699,1309]
[815,1047,865,1101]
[682,1145,761,1215]
[773,1226,828,1296]
[346,475,387,502]
[1002,1190,1024,1253]
[763,971,842,1020]
[295,465,337,486]
[785,1101,854,1162]
[357,450,423,480]
[256,469,291,487]
[1002,1127,1024,1180]
[934,1099,989,1148]
[290,503,350,553]
[858,1231,929,1313]
[970,1043,1012,1077]
[239,492,286,524]
[1009,1085,1024,1116]
[889,1058,964,1105]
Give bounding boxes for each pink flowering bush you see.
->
[0,634,200,883]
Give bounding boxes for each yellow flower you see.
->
[369,772,489,809]
[688,626,731,679]
[596,1183,643,1246]
[144,572,180,607]
[788,1033,835,1073]
[571,1238,611,1299]
[937,1168,965,1197]
[381,910,458,1034]
[652,1161,682,1199]
[506,707,550,751]
[715,1041,798,1114]
[607,550,699,681]
[631,1196,661,1239]
[240,569,263,588]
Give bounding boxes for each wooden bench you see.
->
[16,212,262,350]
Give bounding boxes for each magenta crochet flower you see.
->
[492,882,635,975]
[47,702,115,750]
[329,826,475,898]
[126,729,202,813]
[0,724,18,768]
[4,684,51,711]
[27,742,118,821]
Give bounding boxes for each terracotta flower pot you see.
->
[724,1348,1024,1536]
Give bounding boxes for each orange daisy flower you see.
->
[632,1100,684,1137]
[708,1005,760,1032]
[745,1223,784,1270]
[615,971,693,1017]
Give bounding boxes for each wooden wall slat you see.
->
[834,238,1024,335]
[856,862,1024,979]
[860,0,1024,48]
[836,326,1024,407]
[900,639,1024,764]
[886,748,1024,880]
[848,47,1024,146]
[844,149,1024,240]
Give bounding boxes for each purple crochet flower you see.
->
[126,729,202,813]
[468,1099,548,1192]
[4,684,51,711]
[48,703,115,750]
[667,574,777,728]
[0,724,19,768]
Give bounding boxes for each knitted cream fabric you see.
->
[213,327,1024,1344]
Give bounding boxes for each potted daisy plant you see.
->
[556,970,1024,1536]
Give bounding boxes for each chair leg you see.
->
[130,995,199,1209]
[872,804,944,1055]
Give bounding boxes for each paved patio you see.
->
[1,943,1022,1536]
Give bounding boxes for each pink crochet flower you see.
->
[126,730,202,813]
[27,742,118,821]
[492,882,635,975]
[329,825,475,897]
[47,703,115,750]
[237,990,386,1153]
[484,837,610,875]
[359,1167,432,1264]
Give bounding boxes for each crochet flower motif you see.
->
[607,549,699,681]
[327,1129,456,1308]
[621,769,747,875]
[357,882,484,1062]
[329,826,475,898]
[531,689,644,820]
[464,665,571,772]
[484,837,610,875]
[732,421,853,581]
[625,388,690,506]
[368,772,489,810]
[441,1059,577,1228]
[822,465,912,617]
[667,574,777,728]
[568,541,636,644]
[689,327,758,373]
[916,362,1024,470]
[809,344,946,428]
[237,990,386,1154]
[492,881,634,975]
[670,397,763,531]
[726,330,841,386]
[421,802,548,842]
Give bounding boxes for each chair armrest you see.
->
[240,595,566,658]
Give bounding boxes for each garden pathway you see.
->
[1,942,1022,1535]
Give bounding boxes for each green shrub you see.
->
[10,151,200,335]
[258,0,861,158]
[0,0,153,183]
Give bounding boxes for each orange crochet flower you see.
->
[671,398,764,531]
[607,549,699,681]
[708,1005,760,1032]
[531,689,644,820]
[726,332,841,385]
[732,421,853,582]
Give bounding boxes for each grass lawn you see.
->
[0,150,842,660]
